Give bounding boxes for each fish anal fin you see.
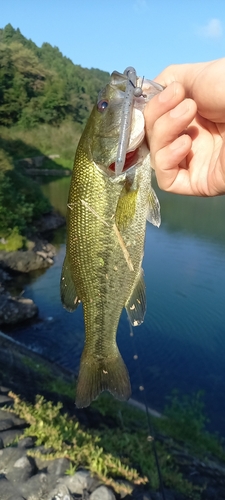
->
[75,349,131,408]
[60,254,80,312]
[147,187,161,227]
[125,270,146,326]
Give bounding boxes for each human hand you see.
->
[144,59,225,196]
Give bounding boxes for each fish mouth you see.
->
[108,148,140,173]
[109,107,145,174]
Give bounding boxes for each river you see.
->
[6,176,225,436]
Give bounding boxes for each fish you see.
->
[60,68,163,408]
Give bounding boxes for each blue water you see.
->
[6,177,225,436]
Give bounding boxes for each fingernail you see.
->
[170,136,186,150]
[158,83,176,103]
[170,100,189,118]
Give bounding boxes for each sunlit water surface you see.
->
[6,177,225,435]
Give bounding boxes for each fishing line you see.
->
[128,319,166,500]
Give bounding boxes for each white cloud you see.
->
[198,18,222,39]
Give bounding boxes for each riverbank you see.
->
[0,332,225,499]
[0,210,65,326]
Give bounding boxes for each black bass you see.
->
[61,68,163,408]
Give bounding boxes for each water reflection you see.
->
[41,177,71,217]
[157,183,225,247]
[6,176,225,435]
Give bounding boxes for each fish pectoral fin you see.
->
[60,254,80,312]
[146,187,161,227]
[125,270,146,326]
[75,349,131,408]
[115,186,138,231]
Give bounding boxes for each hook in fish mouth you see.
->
[109,149,139,173]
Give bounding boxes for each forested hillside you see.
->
[0,23,109,128]
[0,24,110,247]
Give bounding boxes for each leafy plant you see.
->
[6,391,201,497]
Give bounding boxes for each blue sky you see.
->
[1,0,225,78]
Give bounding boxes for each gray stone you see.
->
[47,483,72,500]
[89,486,116,500]
[0,409,26,427]
[0,428,24,446]
[7,453,36,484]
[47,457,71,477]
[0,293,38,325]
[0,386,11,394]
[0,250,51,274]
[18,436,35,449]
[19,472,48,500]
[58,469,90,494]
[8,497,25,500]
[0,475,25,500]
[0,446,25,470]
[0,418,15,431]
[0,394,13,407]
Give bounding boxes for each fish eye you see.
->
[97,99,109,113]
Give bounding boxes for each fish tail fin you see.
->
[75,349,131,408]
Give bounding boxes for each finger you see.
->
[153,63,192,88]
[144,81,185,138]
[150,98,197,154]
[153,135,193,194]
[154,60,225,122]
[149,98,197,193]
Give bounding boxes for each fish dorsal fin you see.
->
[60,254,80,312]
[147,187,161,227]
[125,270,146,326]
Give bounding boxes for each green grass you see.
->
[0,120,82,163]
[21,354,75,399]
[0,227,26,251]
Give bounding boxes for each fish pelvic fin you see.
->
[75,349,131,408]
[125,269,146,326]
[147,187,161,227]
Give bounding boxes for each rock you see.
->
[6,454,37,484]
[47,483,72,500]
[0,409,27,428]
[0,292,38,325]
[0,475,26,500]
[0,385,11,394]
[0,394,13,407]
[89,485,116,500]
[0,250,52,273]
[0,447,24,470]
[46,457,71,477]
[58,469,91,494]
[0,428,24,446]
[0,418,15,431]
[19,472,48,500]
[17,436,35,449]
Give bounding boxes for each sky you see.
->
[1,0,225,79]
